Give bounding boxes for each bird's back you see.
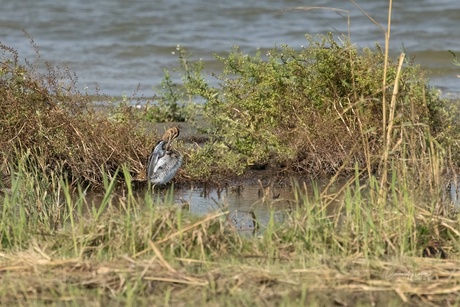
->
[149,150,183,185]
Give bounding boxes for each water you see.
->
[172,183,292,230]
[124,182,295,233]
[123,179,337,233]
[0,0,459,98]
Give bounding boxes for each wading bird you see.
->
[147,127,182,185]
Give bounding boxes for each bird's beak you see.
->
[162,127,179,150]
[165,136,173,150]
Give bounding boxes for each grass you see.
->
[1,2,460,305]
[1,162,460,305]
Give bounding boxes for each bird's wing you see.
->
[151,151,183,184]
[147,140,165,179]
[153,155,168,174]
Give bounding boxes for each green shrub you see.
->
[144,46,210,123]
[1,34,456,185]
[179,34,453,179]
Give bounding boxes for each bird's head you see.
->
[161,127,180,150]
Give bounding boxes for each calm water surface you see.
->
[0,0,459,97]
[116,180,325,232]
[85,181,295,232]
[172,183,290,232]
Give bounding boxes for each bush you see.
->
[179,34,453,179]
[0,42,150,186]
[1,34,456,185]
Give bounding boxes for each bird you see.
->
[146,127,182,185]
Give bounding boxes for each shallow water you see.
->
[0,0,459,98]
[179,183,294,228]
[82,178,342,233]
[148,182,294,233]
[76,174,460,234]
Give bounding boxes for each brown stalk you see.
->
[379,52,405,204]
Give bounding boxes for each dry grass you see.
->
[0,39,153,187]
[1,243,460,305]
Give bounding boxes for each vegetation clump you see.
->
[179,34,454,181]
[0,41,152,186]
[1,34,457,185]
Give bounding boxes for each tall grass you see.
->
[1,159,459,305]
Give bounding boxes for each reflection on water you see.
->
[86,180,301,233]
[82,175,460,235]
[153,182,293,232]
[135,178,341,233]
[131,184,294,233]
[448,178,460,211]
